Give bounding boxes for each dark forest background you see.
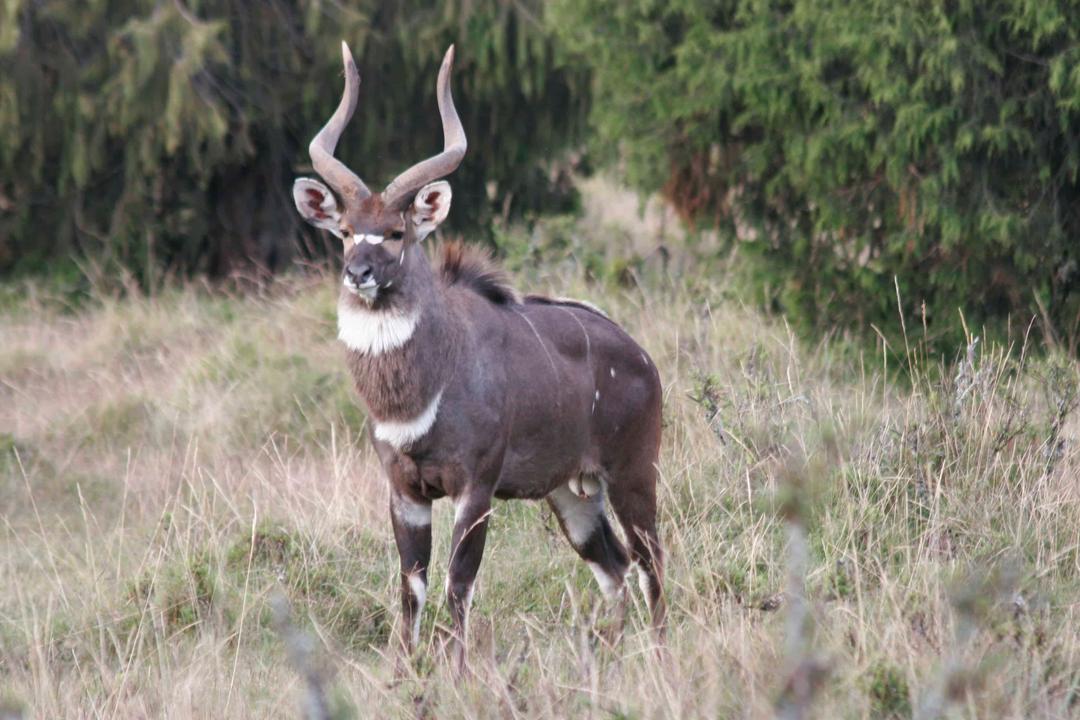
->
[4,0,1080,351]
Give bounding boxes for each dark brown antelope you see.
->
[292,42,665,668]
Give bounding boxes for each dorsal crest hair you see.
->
[523,294,610,320]
[438,241,520,305]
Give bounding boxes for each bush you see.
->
[550,0,1080,352]
[0,0,587,283]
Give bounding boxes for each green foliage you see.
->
[865,662,912,718]
[550,0,1080,351]
[0,0,587,282]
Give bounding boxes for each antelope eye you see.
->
[389,230,404,241]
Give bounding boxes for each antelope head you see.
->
[293,42,466,306]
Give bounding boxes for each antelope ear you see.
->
[410,181,452,241]
[293,178,343,238]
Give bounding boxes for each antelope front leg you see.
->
[389,489,432,656]
[445,490,493,673]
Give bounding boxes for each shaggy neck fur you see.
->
[339,245,460,437]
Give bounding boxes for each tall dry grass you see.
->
[1,181,1078,718]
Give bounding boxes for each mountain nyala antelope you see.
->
[292,42,665,668]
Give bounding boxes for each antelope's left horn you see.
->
[309,41,372,204]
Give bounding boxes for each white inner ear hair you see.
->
[337,301,420,356]
[374,390,443,450]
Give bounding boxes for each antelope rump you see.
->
[292,42,665,668]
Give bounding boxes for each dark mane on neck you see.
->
[438,241,520,305]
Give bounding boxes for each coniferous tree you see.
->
[0,0,587,282]
[552,0,1080,350]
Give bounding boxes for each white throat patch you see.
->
[374,390,444,450]
[337,301,420,356]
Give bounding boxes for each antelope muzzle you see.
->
[342,240,403,303]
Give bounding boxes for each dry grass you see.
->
[2,183,1079,718]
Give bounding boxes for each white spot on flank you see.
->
[610,367,616,378]
[337,301,420,356]
[392,494,432,528]
[548,484,601,546]
[595,390,600,401]
[408,573,426,645]
[374,390,443,450]
[587,562,623,598]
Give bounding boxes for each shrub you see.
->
[550,0,1080,352]
[0,0,587,282]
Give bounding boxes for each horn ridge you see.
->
[382,45,468,210]
[308,41,371,203]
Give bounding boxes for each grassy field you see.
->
[2,181,1079,718]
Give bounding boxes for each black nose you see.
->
[346,262,374,285]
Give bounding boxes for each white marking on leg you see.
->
[337,301,420,356]
[445,578,475,631]
[407,573,426,646]
[609,367,615,378]
[392,494,432,528]
[588,561,622,599]
[453,495,469,524]
[548,484,601,546]
[464,582,475,627]
[374,390,443,450]
[636,564,654,610]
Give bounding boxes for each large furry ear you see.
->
[409,181,452,241]
[292,178,343,237]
